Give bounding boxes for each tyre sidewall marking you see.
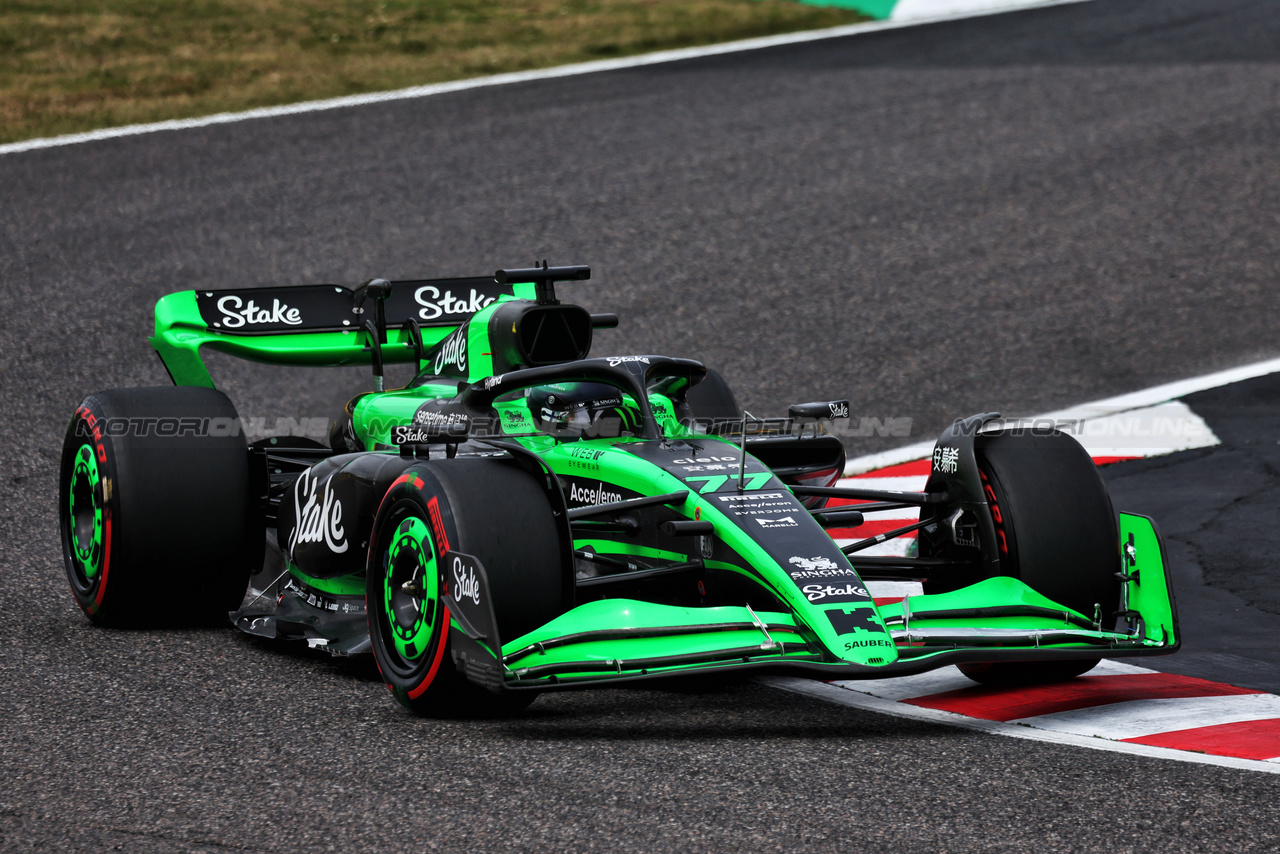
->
[64,404,114,616]
[369,473,454,699]
[68,443,103,580]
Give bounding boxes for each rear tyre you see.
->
[59,387,263,627]
[956,430,1119,686]
[367,458,569,717]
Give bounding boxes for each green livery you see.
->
[60,263,1178,716]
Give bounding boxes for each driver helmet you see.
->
[527,382,641,439]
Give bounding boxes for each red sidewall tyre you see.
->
[366,458,569,717]
[59,387,262,627]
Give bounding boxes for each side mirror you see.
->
[788,400,850,421]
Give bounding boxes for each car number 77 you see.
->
[685,473,772,494]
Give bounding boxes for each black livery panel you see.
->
[276,452,417,579]
[194,277,509,335]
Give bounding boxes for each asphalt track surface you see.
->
[4,0,1280,850]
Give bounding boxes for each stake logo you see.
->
[215,295,302,328]
[433,327,468,375]
[414,286,496,321]
[802,583,869,602]
[288,469,348,554]
[452,555,481,606]
[606,356,650,367]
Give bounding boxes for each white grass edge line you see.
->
[761,676,1280,776]
[843,355,1280,476]
[0,0,1093,157]
[890,0,1092,21]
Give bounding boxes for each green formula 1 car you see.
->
[59,264,1178,715]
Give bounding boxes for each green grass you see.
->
[0,1,865,144]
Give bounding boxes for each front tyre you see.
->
[367,459,568,717]
[957,429,1120,686]
[368,489,455,711]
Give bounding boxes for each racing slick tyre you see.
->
[367,458,569,717]
[59,387,263,628]
[958,429,1120,686]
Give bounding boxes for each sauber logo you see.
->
[414,286,495,321]
[216,295,302,328]
[289,469,347,554]
[844,638,893,650]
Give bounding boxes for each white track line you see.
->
[831,658,1149,701]
[763,676,1280,775]
[791,360,1280,772]
[845,356,1280,475]
[1015,695,1280,740]
[0,0,1093,157]
[891,0,1090,18]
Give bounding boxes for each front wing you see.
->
[446,513,1177,691]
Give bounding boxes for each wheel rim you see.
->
[378,506,440,669]
[67,443,104,587]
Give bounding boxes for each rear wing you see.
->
[151,276,536,387]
